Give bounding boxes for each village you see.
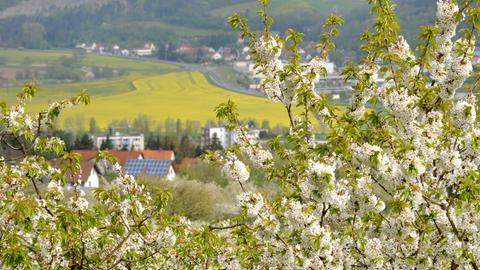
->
[71,124,275,189]
[74,39,480,104]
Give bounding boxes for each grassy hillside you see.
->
[0,0,112,18]
[0,49,177,73]
[211,0,365,17]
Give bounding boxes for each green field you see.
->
[0,50,290,129]
[0,49,178,73]
[104,21,215,38]
[211,0,366,17]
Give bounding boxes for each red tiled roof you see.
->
[74,150,98,162]
[110,150,143,166]
[72,150,98,183]
[176,157,200,171]
[79,160,95,182]
[142,150,174,161]
[73,149,143,166]
[68,159,95,184]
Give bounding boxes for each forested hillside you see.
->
[0,0,436,60]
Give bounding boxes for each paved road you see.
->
[35,49,262,97]
[158,59,266,97]
[60,51,353,100]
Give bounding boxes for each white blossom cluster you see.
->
[221,152,250,183]
[349,63,377,119]
[203,0,480,269]
[3,0,480,269]
[431,0,475,99]
[235,128,273,168]
[253,35,328,106]
[0,87,193,269]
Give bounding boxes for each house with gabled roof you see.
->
[74,150,97,162]
[73,149,142,188]
[78,160,100,188]
[124,159,175,181]
[109,150,143,166]
[73,149,176,183]
[142,150,175,162]
[72,150,101,188]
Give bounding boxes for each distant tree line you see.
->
[53,114,287,163]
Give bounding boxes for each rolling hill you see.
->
[0,0,116,19]
[0,0,436,58]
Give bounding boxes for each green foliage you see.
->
[74,134,94,150]
[180,161,229,187]
[100,135,113,150]
[20,22,47,49]
[139,177,237,221]
[1,0,480,268]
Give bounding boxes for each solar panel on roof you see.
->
[124,159,170,177]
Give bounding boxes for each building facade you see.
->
[202,127,236,149]
[91,133,144,151]
[202,126,268,149]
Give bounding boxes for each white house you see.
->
[132,43,157,57]
[76,43,87,49]
[71,150,100,188]
[81,162,100,188]
[324,62,335,74]
[202,126,236,149]
[134,49,153,56]
[144,43,157,51]
[166,165,176,181]
[91,133,144,151]
[85,42,97,53]
[233,61,249,73]
[212,52,223,61]
[202,126,271,149]
[247,128,268,139]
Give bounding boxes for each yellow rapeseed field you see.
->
[0,50,295,128]
[60,71,291,127]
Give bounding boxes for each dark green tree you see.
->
[100,135,113,150]
[21,22,47,49]
[89,118,99,134]
[74,134,94,150]
[162,135,176,150]
[261,120,270,130]
[176,119,183,135]
[207,133,223,151]
[146,133,161,150]
[176,135,196,163]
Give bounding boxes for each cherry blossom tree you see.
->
[204,0,480,268]
[0,85,183,269]
[1,0,480,269]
